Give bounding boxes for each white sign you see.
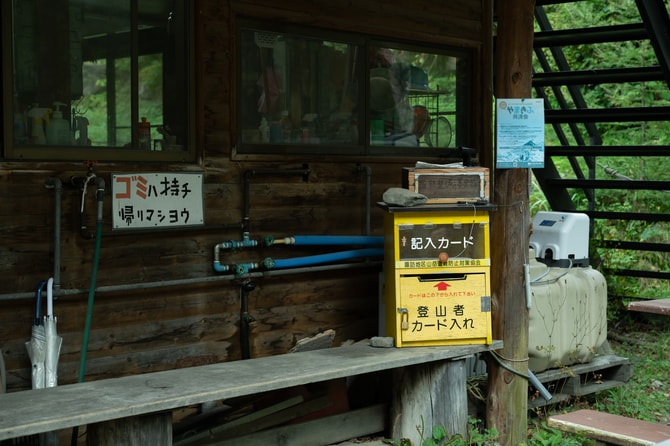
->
[496,98,545,168]
[111,172,204,230]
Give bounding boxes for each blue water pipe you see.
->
[233,248,384,275]
[213,234,383,273]
[213,232,259,272]
[265,235,384,246]
[269,248,383,269]
[235,262,260,276]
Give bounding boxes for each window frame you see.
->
[1,1,196,163]
[234,18,474,159]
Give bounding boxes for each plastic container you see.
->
[47,102,71,145]
[279,111,291,142]
[138,117,151,149]
[259,117,270,142]
[528,251,608,372]
[27,108,50,145]
[13,112,27,143]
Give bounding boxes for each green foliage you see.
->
[537,0,670,147]
[530,0,670,301]
[528,319,670,444]
[528,0,669,434]
[593,322,670,422]
[75,54,164,146]
[384,321,669,445]
[384,417,498,446]
[422,425,447,446]
[459,418,499,446]
[527,422,593,446]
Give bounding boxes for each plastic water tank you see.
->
[528,250,608,373]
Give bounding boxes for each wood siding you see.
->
[0,0,492,392]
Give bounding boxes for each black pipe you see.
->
[239,280,256,360]
[71,175,97,240]
[44,177,62,293]
[80,205,94,239]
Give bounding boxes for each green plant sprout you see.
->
[383,417,499,446]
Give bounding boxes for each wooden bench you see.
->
[0,340,501,445]
[628,298,670,316]
[548,409,670,445]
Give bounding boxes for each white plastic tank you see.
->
[528,249,608,372]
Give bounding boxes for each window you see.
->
[237,22,472,157]
[2,0,193,161]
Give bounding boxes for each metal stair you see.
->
[531,0,670,299]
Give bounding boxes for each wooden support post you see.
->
[86,412,172,446]
[487,0,535,444]
[390,359,468,444]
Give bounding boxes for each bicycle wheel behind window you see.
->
[425,116,452,148]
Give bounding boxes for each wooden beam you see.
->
[87,412,172,446]
[487,0,535,444]
[390,359,468,444]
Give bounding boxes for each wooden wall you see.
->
[0,0,492,392]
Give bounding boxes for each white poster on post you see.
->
[496,98,545,169]
[111,172,204,230]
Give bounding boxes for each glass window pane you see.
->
[236,23,472,156]
[239,27,361,149]
[12,0,84,146]
[138,53,163,147]
[75,59,108,146]
[7,0,190,158]
[369,46,460,149]
[114,57,131,147]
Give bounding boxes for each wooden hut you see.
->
[1,0,529,444]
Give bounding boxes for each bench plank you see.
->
[627,298,670,316]
[211,403,387,446]
[0,341,501,440]
[548,409,670,445]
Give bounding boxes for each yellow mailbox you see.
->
[380,203,494,347]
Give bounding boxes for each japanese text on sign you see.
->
[112,172,204,230]
[407,235,474,250]
[400,259,488,268]
[410,304,476,332]
[397,222,487,261]
[496,98,545,169]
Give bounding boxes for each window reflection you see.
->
[239,28,361,147]
[238,24,471,155]
[7,0,189,158]
[369,46,458,148]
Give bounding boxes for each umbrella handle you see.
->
[34,280,47,325]
[46,277,54,317]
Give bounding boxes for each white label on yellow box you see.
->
[397,222,488,260]
[398,272,491,344]
[396,259,491,269]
